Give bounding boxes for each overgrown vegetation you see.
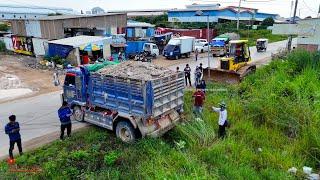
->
[0,24,9,32]
[0,40,6,52]
[238,29,288,47]
[1,50,319,179]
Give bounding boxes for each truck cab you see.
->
[211,37,229,57]
[143,43,159,57]
[61,65,185,143]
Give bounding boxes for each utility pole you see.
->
[237,0,242,30]
[287,0,298,51]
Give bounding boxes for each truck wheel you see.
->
[175,55,179,60]
[201,49,204,53]
[116,121,136,143]
[73,106,84,122]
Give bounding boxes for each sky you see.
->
[1,0,319,18]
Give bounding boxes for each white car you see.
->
[195,39,210,53]
[194,39,210,53]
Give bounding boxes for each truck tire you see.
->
[73,106,84,122]
[175,55,179,60]
[116,121,136,143]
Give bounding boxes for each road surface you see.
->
[169,39,296,83]
[0,39,295,159]
[0,91,87,159]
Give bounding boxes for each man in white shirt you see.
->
[212,101,228,138]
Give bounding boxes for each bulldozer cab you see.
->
[228,40,251,63]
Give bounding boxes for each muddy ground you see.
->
[0,55,62,103]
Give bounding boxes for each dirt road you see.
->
[0,55,61,103]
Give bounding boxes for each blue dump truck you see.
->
[125,41,147,59]
[61,62,184,142]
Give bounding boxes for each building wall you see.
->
[10,14,127,40]
[25,20,42,37]
[297,44,319,52]
[168,9,277,22]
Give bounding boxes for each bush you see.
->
[0,40,6,52]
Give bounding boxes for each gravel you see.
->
[96,61,175,80]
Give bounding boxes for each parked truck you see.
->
[61,62,184,142]
[210,36,230,57]
[126,41,159,59]
[163,36,195,60]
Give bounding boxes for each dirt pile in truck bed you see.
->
[96,61,175,80]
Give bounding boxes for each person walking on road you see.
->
[5,115,23,159]
[184,64,192,87]
[212,102,228,138]
[58,101,73,140]
[192,88,205,118]
[195,49,199,61]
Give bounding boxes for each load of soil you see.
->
[96,61,175,80]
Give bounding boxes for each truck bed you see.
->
[88,72,185,118]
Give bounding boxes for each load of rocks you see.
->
[96,61,175,80]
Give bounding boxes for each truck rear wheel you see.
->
[116,121,136,143]
[73,106,84,122]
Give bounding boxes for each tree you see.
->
[261,17,275,27]
[0,24,9,32]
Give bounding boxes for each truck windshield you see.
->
[164,45,176,51]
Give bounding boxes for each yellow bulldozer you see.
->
[203,40,256,84]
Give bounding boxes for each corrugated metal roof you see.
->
[48,35,111,47]
[127,20,155,27]
[22,13,125,21]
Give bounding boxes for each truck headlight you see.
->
[170,52,173,56]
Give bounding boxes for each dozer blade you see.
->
[203,65,256,84]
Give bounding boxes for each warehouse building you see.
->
[168,4,278,23]
[6,13,127,57]
[0,4,75,20]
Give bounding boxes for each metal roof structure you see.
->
[28,13,124,21]
[48,35,111,47]
[0,4,75,15]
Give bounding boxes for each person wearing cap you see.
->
[192,87,205,117]
[212,102,228,138]
[5,115,23,159]
[184,64,192,87]
[58,101,73,140]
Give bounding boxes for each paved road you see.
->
[0,39,295,158]
[168,39,296,83]
[0,91,87,159]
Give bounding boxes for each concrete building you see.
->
[0,4,76,20]
[273,18,320,51]
[168,4,278,23]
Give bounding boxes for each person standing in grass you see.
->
[58,101,73,140]
[192,88,205,117]
[184,64,192,87]
[212,101,228,138]
[5,115,23,159]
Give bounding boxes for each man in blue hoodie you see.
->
[58,101,73,140]
[5,115,23,159]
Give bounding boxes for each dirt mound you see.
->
[96,61,175,80]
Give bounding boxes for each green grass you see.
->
[1,50,319,179]
[238,29,288,47]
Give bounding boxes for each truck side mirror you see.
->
[53,72,60,86]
